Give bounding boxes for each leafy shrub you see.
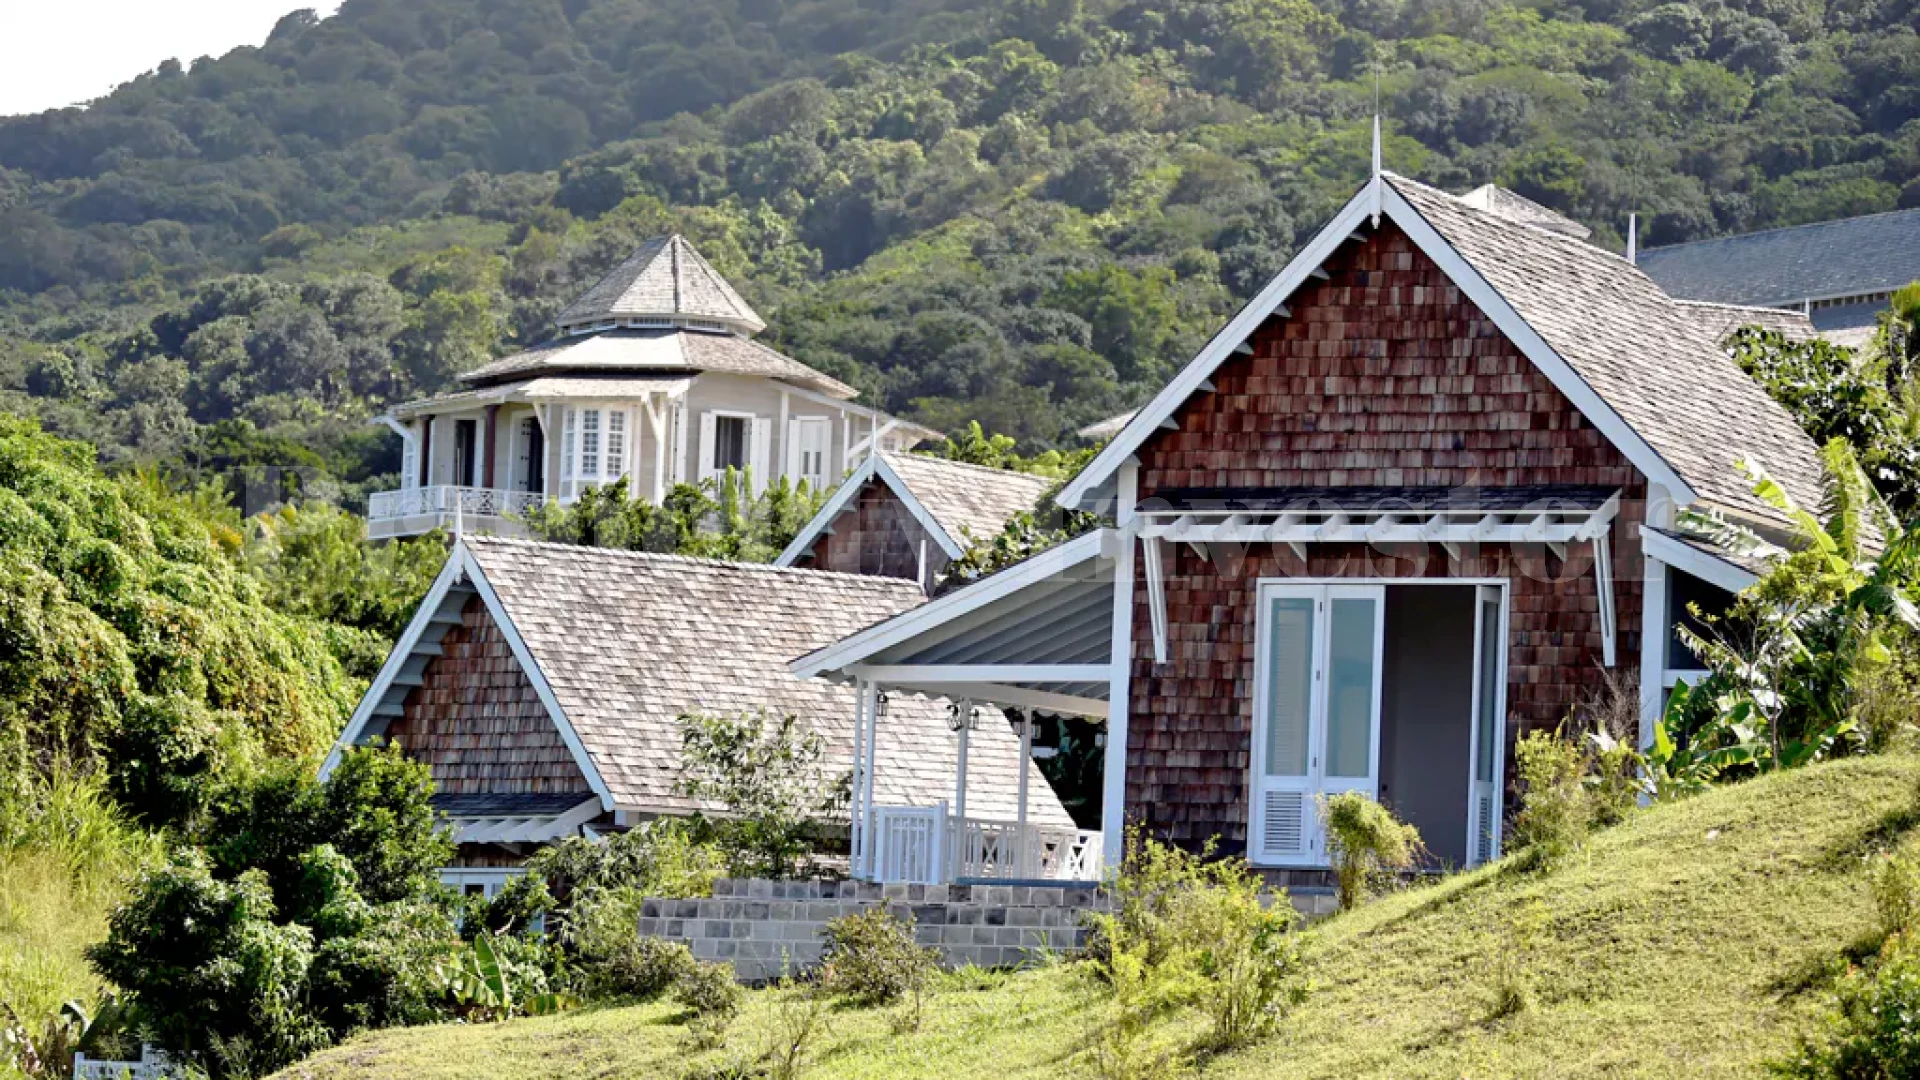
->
[586,936,698,1002]
[1082,831,1307,1069]
[762,978,833,1080]
[674,960,745,1049]
[1318,792,1422,911]
[820,908,939,1007]
[87,855,329,1079]
[676,711,840,878]
[1778,931,1920,1079]
[1511,728,1590,869]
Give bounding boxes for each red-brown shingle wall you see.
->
[805,478,944,585]
[386,595,592,796]
[1125,222,1647,854]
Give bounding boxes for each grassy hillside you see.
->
[275,754,1920,1079]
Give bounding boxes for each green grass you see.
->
[276,756,1920,1079]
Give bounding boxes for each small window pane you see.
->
[1324,597,1377,779]
[714,416,749,472]
[1263,596,1314,778]
[580,409,600,477]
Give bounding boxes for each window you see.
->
[559,407,630,501]
[714,415,749,473]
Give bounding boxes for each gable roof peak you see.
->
[1457,183,1593,241]
[555,234,766,337]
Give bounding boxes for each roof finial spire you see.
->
[1626,213,1638,265]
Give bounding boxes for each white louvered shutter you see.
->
[696,410,717,483]
[749,416,772,494]
[401,429,419,491]
[784,417,803,485]
[670,400,688,486]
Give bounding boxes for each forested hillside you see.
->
[2,0,1917,487]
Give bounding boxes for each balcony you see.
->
[868,804,1104,885]
[366,486,547,540]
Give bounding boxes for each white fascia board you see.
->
[1055,181,1383,509]
[1640,527,1759,594]
[319,544,467,781]
[908,682,1109,718]
[773,454,884,567]
[790,527,1114,680]
[848,663,1112,683]
[459,545,617,812]
[1379,183,1697,505]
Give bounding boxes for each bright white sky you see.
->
[0,0,345,116]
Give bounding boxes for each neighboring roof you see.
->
[1458,184,1592,240]
[337,537,1069,826]
[1642,525,1769,594]
[1637,209,1920,311]
[1058,174,1828,531]
[775,453,1052,569]
[555,234,766,336]
[455,329,854,399]
[881,454,1052,547]
[1077,410,1137,441]
[1143,484,1619,513]
[1672,299,1817,345]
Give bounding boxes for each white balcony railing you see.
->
[870,804,1103,884]
[367,485,547,524]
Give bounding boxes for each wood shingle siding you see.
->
[807,478,938,583]
[1124,222,1646,855]
[387,595,593,797]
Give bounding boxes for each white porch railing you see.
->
[367,486,547,524]
[871,805,1102,884]
[74,1045,175,1080]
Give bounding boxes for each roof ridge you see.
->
[1672,297,1806,316]
[1387,173,1630,265]
[462,534,929,592]
[1642,207,1920,252]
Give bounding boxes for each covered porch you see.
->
[793,529,1122,886]
[368,374,690,539]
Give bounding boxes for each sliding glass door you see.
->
[1250,583,1385,866]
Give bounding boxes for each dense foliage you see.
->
[0,416,367,830]
[6,0,1919,488]
[87,746,472,1080]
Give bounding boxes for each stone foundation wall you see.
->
[638,878,1104,983]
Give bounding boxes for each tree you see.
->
[675,711,840,878]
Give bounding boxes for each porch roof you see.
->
[389,374,691,417]
[793,528,1120,717]
[1142,483,1618,514]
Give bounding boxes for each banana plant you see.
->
[433,933,576,1022]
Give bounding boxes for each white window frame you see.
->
[558,405,632,502]
[699,409,759,484]
[1247,577,1509,869]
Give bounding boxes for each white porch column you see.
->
[850,679,869,880]
[861,684,882,879]
[1015,713,1033,877]
[1637,483,1675,749]
[777,389,790,484]
[650,396,669,504]
[952,709,971,880]
[1102,463,1139,870]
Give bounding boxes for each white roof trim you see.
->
[1641,526,1760,595]
[319,542,616,812]
[1055,176,1698,510]
[774,454,967,568]
[791,527,1118,681]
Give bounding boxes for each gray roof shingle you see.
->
[1671,299,1817,345]
[463,536,1071,826]
[1388,174,1827,528]
[883,454,1053,548]
[556,235,766,336]
[457,329,855,399]
[1637,209,1920,328]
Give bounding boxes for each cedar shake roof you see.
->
[881,453,1053,547]
[1637,209,1920,321]
[555,234,766,336]
[456,328,855,399]
[1387,174,1827,527]
[461,536,1070,825]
